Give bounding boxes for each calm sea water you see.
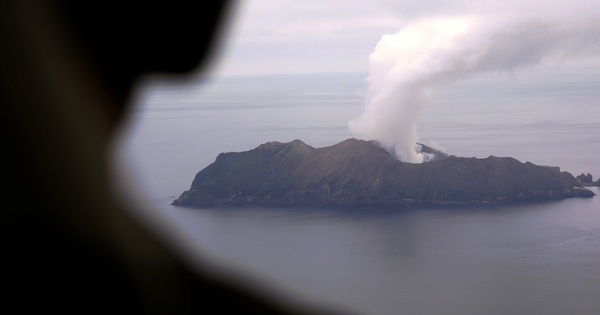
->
[113,64,600,315]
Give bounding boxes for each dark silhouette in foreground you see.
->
[1,1,339,314]
[173,139,594,208]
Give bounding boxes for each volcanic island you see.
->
[172,138,595,208]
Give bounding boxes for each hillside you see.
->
[172,138,594,207]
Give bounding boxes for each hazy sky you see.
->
[198,1,600,162]
[209,0,600,76]
[211,1,402,75]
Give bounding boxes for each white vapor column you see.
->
[349,13,600,163]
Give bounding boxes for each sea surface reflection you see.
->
[164,190,600,315]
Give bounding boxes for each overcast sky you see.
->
[208,0,600,76]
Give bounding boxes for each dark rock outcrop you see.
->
[576,173,600,187]
[172,138,595,207]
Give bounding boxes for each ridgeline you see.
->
[173,138,594,208]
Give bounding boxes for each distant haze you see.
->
[186,1,600,162]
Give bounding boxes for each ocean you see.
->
[112,64,600,315]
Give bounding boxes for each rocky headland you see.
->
[172,138,595,208]
[576,173,600,187]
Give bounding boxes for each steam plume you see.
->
[349,14,600,163]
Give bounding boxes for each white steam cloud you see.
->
[349,13,600,163]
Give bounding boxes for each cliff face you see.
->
[172,138,595,207]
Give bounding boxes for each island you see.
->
[172,138,595,207]
[576,173,600,187]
